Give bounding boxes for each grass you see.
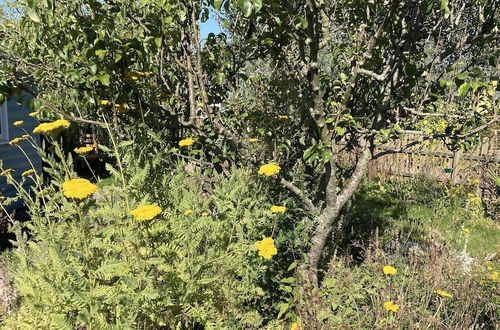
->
[408,204,500,258]
[345,178,499,260]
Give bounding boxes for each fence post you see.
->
[451,149,463,183]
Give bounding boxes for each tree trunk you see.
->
[304,147,372,285]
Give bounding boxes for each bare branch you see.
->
[280,178,317,213]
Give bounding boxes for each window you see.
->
[0,100,9,143]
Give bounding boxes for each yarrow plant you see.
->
[258,163,281,177]
[33,119,71,136]
[179,138,194,147]
[383,266,397,275]
[271,205,286,213]
[74,146,94,155]
[255,237,278,259]
[62,178,98,199]
[21,169,35,177]
[130,205,162,221]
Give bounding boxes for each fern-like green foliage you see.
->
[1,139,292,329]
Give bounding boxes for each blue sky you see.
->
[200,14,223,40]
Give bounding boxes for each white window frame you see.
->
[0,101,9,144]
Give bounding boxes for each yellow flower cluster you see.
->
[258,163,281,176]
[74,146,94,155]
[383,265,397,275]
[383,301,400,312]
[33,119,71,136]
[62,178,98,199]
[9,136,27,145]
[13,120,24,127]
[290,322,302,330]
[130,205,162,221]
[202,212,209,217]
[434,290,453,298]
[179,138,195,147]
[100,100,110,106]
[271,205,286,213]
[255,237,278,259]
[248,138,259,142]
[184,209,194,215]
[125,71,153,80]
[28,112,38,117]
[114,104,130,113]
[467,193,482,206]
[22,169,36,177]
[0,169,15,176]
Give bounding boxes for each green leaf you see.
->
[440,0,449,10]
[238,0,253,17]
[281,277,296,284]
[253,0,263,12]
[27,0,37,9]
[287,261,298,271]
[155,37,162,47]
[214,0,224,10]
[99,74,110,86]
[404,63,417,76]
[334,126,345,136]
[321,149,332,164]
[277,303,289,319]
[27,10,41,23]
[458,82,470,97]
[95,49,107,60]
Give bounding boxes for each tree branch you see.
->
[280,178,317,213]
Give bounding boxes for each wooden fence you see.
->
[338,129,499,192]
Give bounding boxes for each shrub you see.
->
[0,137,297,328]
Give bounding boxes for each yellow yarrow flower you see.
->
[124,71,140,80]
[62,178,98,199]
[462,228,470,234]
[258,163,281,176]
[0,169,15,176]
[33,119,70,136]
[248,138,260,142]
[383,265,397,275]
[271,205,286,213]
[100,100,110,106]
[290,322,302,330]
[179,138,195,147]
[278,115,292,119]
[74,146,94,155]
[435,290,453,298]
[130,205,162,221]
[184,209,194,215]
[9,137,26,145]
[114,104,130,113]
[255,237,278,259]
[22,169,36,177]
[383,301,400,312]
[13,121,24,127]
[201,212,209,216]
[28,112,38,117]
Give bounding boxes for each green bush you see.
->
[0,136,297,328]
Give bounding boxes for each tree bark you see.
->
[305,146,372,284]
